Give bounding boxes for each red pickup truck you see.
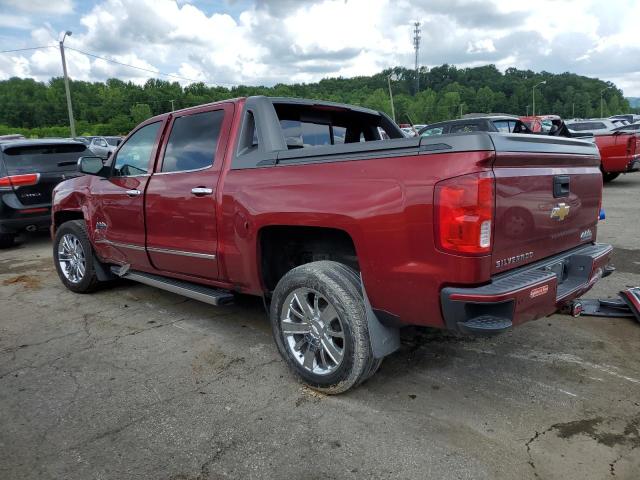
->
[51,96,612,393]
[594,132,639,182]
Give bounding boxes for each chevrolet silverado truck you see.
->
[51,96,612,393]
[566,120,640,182]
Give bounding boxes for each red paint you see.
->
[595,132,639,173]
[52,97,610,330]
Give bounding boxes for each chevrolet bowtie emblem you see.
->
[550,202,570,221]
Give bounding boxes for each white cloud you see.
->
[0,0,74,15]
[0,0,638,95]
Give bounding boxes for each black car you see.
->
[0,139,87,247]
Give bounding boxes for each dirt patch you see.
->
[611,248,640,275]
[2,274,42,289]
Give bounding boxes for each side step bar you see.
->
[111,266,234,306]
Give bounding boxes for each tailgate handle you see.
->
[553,175,570,198]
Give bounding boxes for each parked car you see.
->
[419,116,533,136]
[0,139,87,247]
[566,120,639,181]
[51,96,612,393]
[611,122,640,132]
[610,114,640,124]
[74,136,120,159]
[0,134,26,141]
[566,119,619,133]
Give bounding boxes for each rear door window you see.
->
[1,143,88,174]
[161,110,224,173]
[493,121,510,133]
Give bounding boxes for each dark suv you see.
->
[0,139,87,247]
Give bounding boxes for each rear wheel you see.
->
[602,172,620,183]
[0,233,16,249]
[270,261,380,394]
[53,220,100,293]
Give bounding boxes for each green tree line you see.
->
[0,64,635,137]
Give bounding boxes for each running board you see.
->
[111,266,234,306]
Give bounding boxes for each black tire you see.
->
[0,233,16,249]
[53,220,100,293]
[602,172,620,183]
[270,260,380,394]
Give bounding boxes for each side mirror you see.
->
[78,156,105,176]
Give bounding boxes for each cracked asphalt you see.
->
[1,175,640,480]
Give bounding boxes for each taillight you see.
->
[628,136,637,156]
[0,173,40,190]
[435,172,495,255]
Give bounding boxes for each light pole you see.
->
[59,31,76,137]
[387,73,397,122]
[600,87,611,118]
[532,80,546,117]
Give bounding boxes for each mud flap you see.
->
[361,280,400,359]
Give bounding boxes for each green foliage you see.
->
[0,64,632,137]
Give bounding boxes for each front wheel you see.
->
[270,261,380,394]
[602,172,620,183]
[53,220,101,293]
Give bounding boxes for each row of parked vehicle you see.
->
[410,113,640,183]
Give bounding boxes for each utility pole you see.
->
[526,105,529,116]
[532,80,546,117]
[170,99,175,111]
[59,31,76,137]
[412,21,421,95]
[459,103,463,119]
[387,74,396,122]
[572,103,575,118]
[600,87,611,118]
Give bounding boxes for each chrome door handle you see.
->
[126,189,141,197]
[191,187,213,196]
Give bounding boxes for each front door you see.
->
[144,103,233,280]
[91,120,164,269]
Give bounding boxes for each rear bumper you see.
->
[440,243,612,334]
[0,214,51,234]
[627,155,640,172]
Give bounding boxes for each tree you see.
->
[130,103,152,125]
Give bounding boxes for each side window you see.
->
[162,110,224,173]
[493,121,510,133]
[420,127,444,137]
[450,123,480,133]
[113,122,161,177]
[280,120,332,149]
[96,138,108,147]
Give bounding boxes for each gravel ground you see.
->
[1,174,639,480]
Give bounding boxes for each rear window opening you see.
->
[273,103,397,150]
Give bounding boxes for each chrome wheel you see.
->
[281,288,345,376]
[58,233,86,284]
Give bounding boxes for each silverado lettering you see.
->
[50,96,612,394]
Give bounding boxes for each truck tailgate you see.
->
[489,134,602,275]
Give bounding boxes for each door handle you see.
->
[191,187,213,196]
[126,189,141,197]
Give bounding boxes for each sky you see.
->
[0,0,639,96]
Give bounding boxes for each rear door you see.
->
[1,142,86,207]
[144,103,234,280]
[490,134,602,275]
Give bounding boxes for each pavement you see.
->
[1,174,639,480]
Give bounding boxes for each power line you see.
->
[0,45,56,54]
[65,46,229,86]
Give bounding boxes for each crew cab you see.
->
[0,139,87,248]
[566,120,639,182]
[51,96,612,393]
